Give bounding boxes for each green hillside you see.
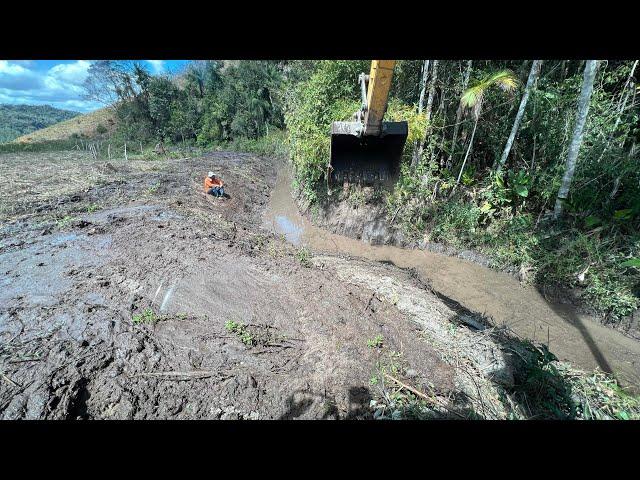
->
[0,104,81,143]
[13,107,115,143]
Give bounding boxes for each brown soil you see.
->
[0,151,468,419]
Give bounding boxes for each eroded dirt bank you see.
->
[1,150,535,419]
[266,167,640,391]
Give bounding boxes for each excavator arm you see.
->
[329,60,408,188]
[363,60,396,136]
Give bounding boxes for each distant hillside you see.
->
[0,105,80,143]
[13,107,116,143]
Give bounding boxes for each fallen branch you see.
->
[1,371,21,388]
[383,372,466,419]
[132,370,227,381]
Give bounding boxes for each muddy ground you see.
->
[0,150,633,419]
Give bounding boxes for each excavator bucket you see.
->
[329,120,408,187]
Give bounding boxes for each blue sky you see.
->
[0,60,190,113]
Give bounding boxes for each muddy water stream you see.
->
[264,166,640,391]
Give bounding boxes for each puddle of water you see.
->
[263,165,640,391]
[274,215,303,245]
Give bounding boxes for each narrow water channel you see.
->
[263,165,640,391]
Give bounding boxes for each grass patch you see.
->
[11,107,115,143]
[214,130,289,158]
[295,246,312,267]
[506,341,640,420]
[224,320,256,346]
[367,334,384,349]
[132,308,159,325]
[0,139,79,154]
[56,215,75,229]
[145,182,161,195]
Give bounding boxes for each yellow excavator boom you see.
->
[363,60,396,136]
[329,60,408,188]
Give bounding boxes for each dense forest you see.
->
[0,104,80,142]
[78,59,639,322]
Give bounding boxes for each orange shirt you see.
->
[204,177,224,190]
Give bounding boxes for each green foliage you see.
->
[194,61,285,145]
[479,169,531,219]
[431,202,482,246]
[0,139,79,153]
[56,215,75,229]
[222,129,289,158]
[295,246,312,267]
[0,104,80,143]
[509,341,640,419]
[224,320,255,346]
[367,334,384,349]
[461,70,518,119]
[132,308,159,324]
[93,60,286,147]
[284,60,428,204]
[284,61,368,201]
[382,60,640,320]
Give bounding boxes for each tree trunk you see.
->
[597,60,638,162]
[446,60,472,169]
[553,60,598,220]
[417,60,430,114]
[415,60,439,168]
[436,88,447,167]
[411,60,430,169]
[424,60,439,123]
[496,60,542,171]
[454,115,479,189]
[612,59,638,141]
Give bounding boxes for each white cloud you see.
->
[47,60,92,86]
[0,60,99,112]
[146,60,165,74]
[0,60,30,75]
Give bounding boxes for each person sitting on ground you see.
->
[204,171,225,198]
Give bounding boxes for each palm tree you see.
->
[496,60,543,172]
[553,60,599,220]
[453,70,518,188]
